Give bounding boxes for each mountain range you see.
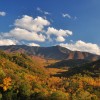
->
[0,45,100,61]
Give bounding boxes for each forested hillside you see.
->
[0,51,100,100]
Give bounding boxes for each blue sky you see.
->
[0,0,100,54]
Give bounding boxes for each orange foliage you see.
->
[24,74,37,82]
[82,77,100,87]
[0,77,12,91]
[47,77,62,88]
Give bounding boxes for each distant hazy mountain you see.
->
[0,45,99,61]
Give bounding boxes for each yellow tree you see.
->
[0,77,12,91]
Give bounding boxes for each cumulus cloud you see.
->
[0,11,6,16]
[15,15,50,32]
[0,39,18,46]
[0,15,73,46]
[3,28,46,42]
[46,27,72,42]
[56,36,65,42]
[27,43,40,47]
[0,15,50,42]
[62,13,71,19]
[37,7,51,15]
[59,40,100,55]
[47,27,72,36]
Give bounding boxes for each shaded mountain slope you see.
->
[55,59,100,77]
[67,59,100,77]
[46,59,89,69]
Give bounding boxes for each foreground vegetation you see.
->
[0,51,100,100]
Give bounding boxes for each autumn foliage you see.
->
[0,77,12,91]
[0,51,100,100]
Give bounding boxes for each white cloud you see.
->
[0,15,73,45]
[27,43,40,47]
[0,11,6,16]
[47,27,72,36]
[70,40,74,42]
[62,13,71,19]
[44,11,50,15]
[62,13,77,20]
[37,7,43,13]
[37,7,51,15]
[15,15,50,32]
[0,39,18,46]
[0,15,50,42]
[3,28,46,42]
[59,40,100,55]
[56,36,65,42]
[46,27,72,42]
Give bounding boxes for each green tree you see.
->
[50,91,68,100]
[18,82,32,100]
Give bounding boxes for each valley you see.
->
[0,45,100,100]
